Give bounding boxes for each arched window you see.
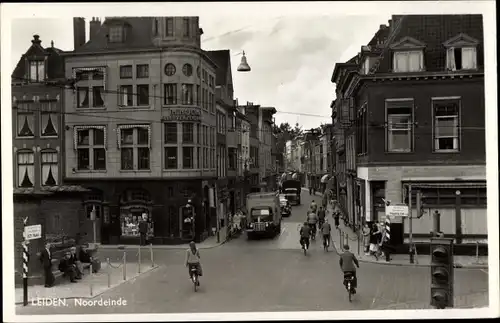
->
[40,149,58,186]
[17,150,35,188]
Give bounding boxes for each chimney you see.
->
[73,17,86,51]
[90,17,101,41]
[31,34,41,46]
[388,19,393,33]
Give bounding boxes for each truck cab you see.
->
[245,192,282,239]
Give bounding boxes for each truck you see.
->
[281,179,301,205]
[245,192,282,239]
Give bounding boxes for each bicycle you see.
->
[344,272,355,302]
[189,264,200,292]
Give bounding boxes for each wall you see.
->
[64,51,217,180]
[362,78,485,166]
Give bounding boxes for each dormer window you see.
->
[444,33,479,71]
[390,36,426,73]
[109,26,123,43]
[29,60,45,82]
[166,18,174,37]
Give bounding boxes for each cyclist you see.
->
[306,211,318,237]
[185,241,202,285]
[339,245,360,294]
[310,200,318,213]
[321,218,332,248]
[317,206,326,228]
[299,222,311,250]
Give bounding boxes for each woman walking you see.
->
[362,223,371,255]
[369,223,381,260]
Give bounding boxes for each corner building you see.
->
[64,17,218,244]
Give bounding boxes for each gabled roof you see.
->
[376,14,484,73]
[11,35,65,82]
[206,50,231,86]
[74,17,156,53]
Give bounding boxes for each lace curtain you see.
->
[17,152,35,187]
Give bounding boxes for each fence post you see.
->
[107,258,111,288]
[150,243,154,268]
[138,245,141,274]
[123,250,126,281]
[89,263,93,296]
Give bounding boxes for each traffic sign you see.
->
[386,204,409,217]
[24,224,42,240]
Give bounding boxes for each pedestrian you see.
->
[333,209,340,229]
[58,252,80,282]
[318,206,326,227]
[369,223,381,260]
[309,186,312,195]
[379,217,392,262]
[69,246,84,277]
[39,242,55,288]
[362,223,371,255]
[139,213,148,246]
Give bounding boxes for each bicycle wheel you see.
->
[193,275,198,292]
[348,288,352,302]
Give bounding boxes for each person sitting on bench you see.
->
[58,252,81,282]
[79,244,100,273]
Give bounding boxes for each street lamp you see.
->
[236,51,251,72]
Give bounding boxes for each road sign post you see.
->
[22,222,43,306]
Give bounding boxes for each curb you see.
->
[15,265,160,306]
[331,241,487,269]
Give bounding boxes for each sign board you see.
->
[162,108,201,122]
[24,224,42,240]
[386,204,409,217]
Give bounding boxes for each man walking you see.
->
[139,213,149,246]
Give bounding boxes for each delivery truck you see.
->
[245,192,282,239]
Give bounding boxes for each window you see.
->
[166,18,174,37]
[17,151,35,188]
[210,93,215,113]
[197,147,201,168]
[119,126,150,170]
[29,60,45,82]
[120,65,132,79]
[229,148,237,170]
[446,47,477,71]
[183,147,194,169]
[433,99,460,151]
[164,123,177,144]
[137,85,149,106]
[182,84,193,105]
[40,102,58,137]
[183,18,190,37]
[202,88,207,110]
[386,100,413,152]
[164,84,177,105]
[76,128,106,171]
[74,69,105,108]
[182,123,194,143]
[119,85,133,107]
[16,102,34,137]
[41,151,58,186]
[109,26,124,43]
[196,85,201,106]
[356,104,367,155]
[154,19,159,36]
[136,64,149,78]
[165,147,177,169]
[393,51,423,73]
[165,63,176,76]
[183,64,193,77]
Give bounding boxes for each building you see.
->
[258,106,277,191]
[63,17,219,244]
[331,15,485,247]
[239,102,260,192]
[11,35,88,277]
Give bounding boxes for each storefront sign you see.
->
[386,204,409,217]
[162,108,201,122]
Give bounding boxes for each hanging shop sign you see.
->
[162,108,202,122]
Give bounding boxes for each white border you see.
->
[2,1,498,321]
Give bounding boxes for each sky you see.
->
[8,14,387,130]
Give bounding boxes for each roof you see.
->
[11,35,65,82]
[206,50,231,86]
[376,14,484,73]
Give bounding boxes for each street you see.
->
[16,192,489,315]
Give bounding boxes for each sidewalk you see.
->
[327,205,488,269]
[15,261,159,306]
[99,235,225,250]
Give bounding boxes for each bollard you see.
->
[89,264,93,296]
[150,243,154,268]
[138,245,141,274]
[107,258,111,288]
[476,241,480,263]
[123,250,127,281]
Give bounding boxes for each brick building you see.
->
[331,15,486,247]
[63,17,219,244]
[11,35,88,277]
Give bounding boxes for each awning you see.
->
[402,182,486,189]
[321,174,330,183]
